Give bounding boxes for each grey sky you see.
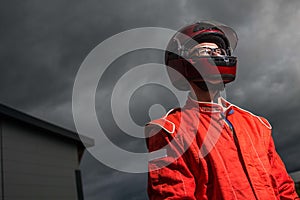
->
[1,0,300,199]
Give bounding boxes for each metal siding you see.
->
[2,119,79,200]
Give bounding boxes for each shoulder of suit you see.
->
[231,104,272,130]
[145,108,181,134]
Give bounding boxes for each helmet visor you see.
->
[173,20,238,55]
[199,20,238,52]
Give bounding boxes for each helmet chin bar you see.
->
[166,55,237,91]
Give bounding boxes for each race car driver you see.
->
[145,21,299,200]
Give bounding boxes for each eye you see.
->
[215,48,222,54]
[212,48,227,55]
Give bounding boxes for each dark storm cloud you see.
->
[0,1,191,199]
[223,0,300,171]
[0,0,188,123]
[1,0,300,199]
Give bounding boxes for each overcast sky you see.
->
[1,0,300,199]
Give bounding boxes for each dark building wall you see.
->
[1,118,79,200]
[0,120,3,200]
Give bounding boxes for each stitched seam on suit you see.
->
[177,159,188,197]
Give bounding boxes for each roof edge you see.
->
[0,103,94,147]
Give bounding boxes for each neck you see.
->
[190,81,225,102]
[190,86,220,102]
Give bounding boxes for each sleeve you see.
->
[268,136,300,199]
[145,126,197,200]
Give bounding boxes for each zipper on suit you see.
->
[221,113,259,200]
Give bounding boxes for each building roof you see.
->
[0,103,94,147]
[290,171,300,182]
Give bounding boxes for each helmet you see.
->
[165,21,238,91]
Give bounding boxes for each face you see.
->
[188,43,225,100]
[188,42,225,58]
[188,42,225,83]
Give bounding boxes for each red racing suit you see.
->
[145,96,299,200]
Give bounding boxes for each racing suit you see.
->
[145,96,299,200]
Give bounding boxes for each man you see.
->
[145,21,299,199]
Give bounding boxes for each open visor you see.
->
[173,20,238,55]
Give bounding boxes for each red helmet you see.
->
[165,21,238,91]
